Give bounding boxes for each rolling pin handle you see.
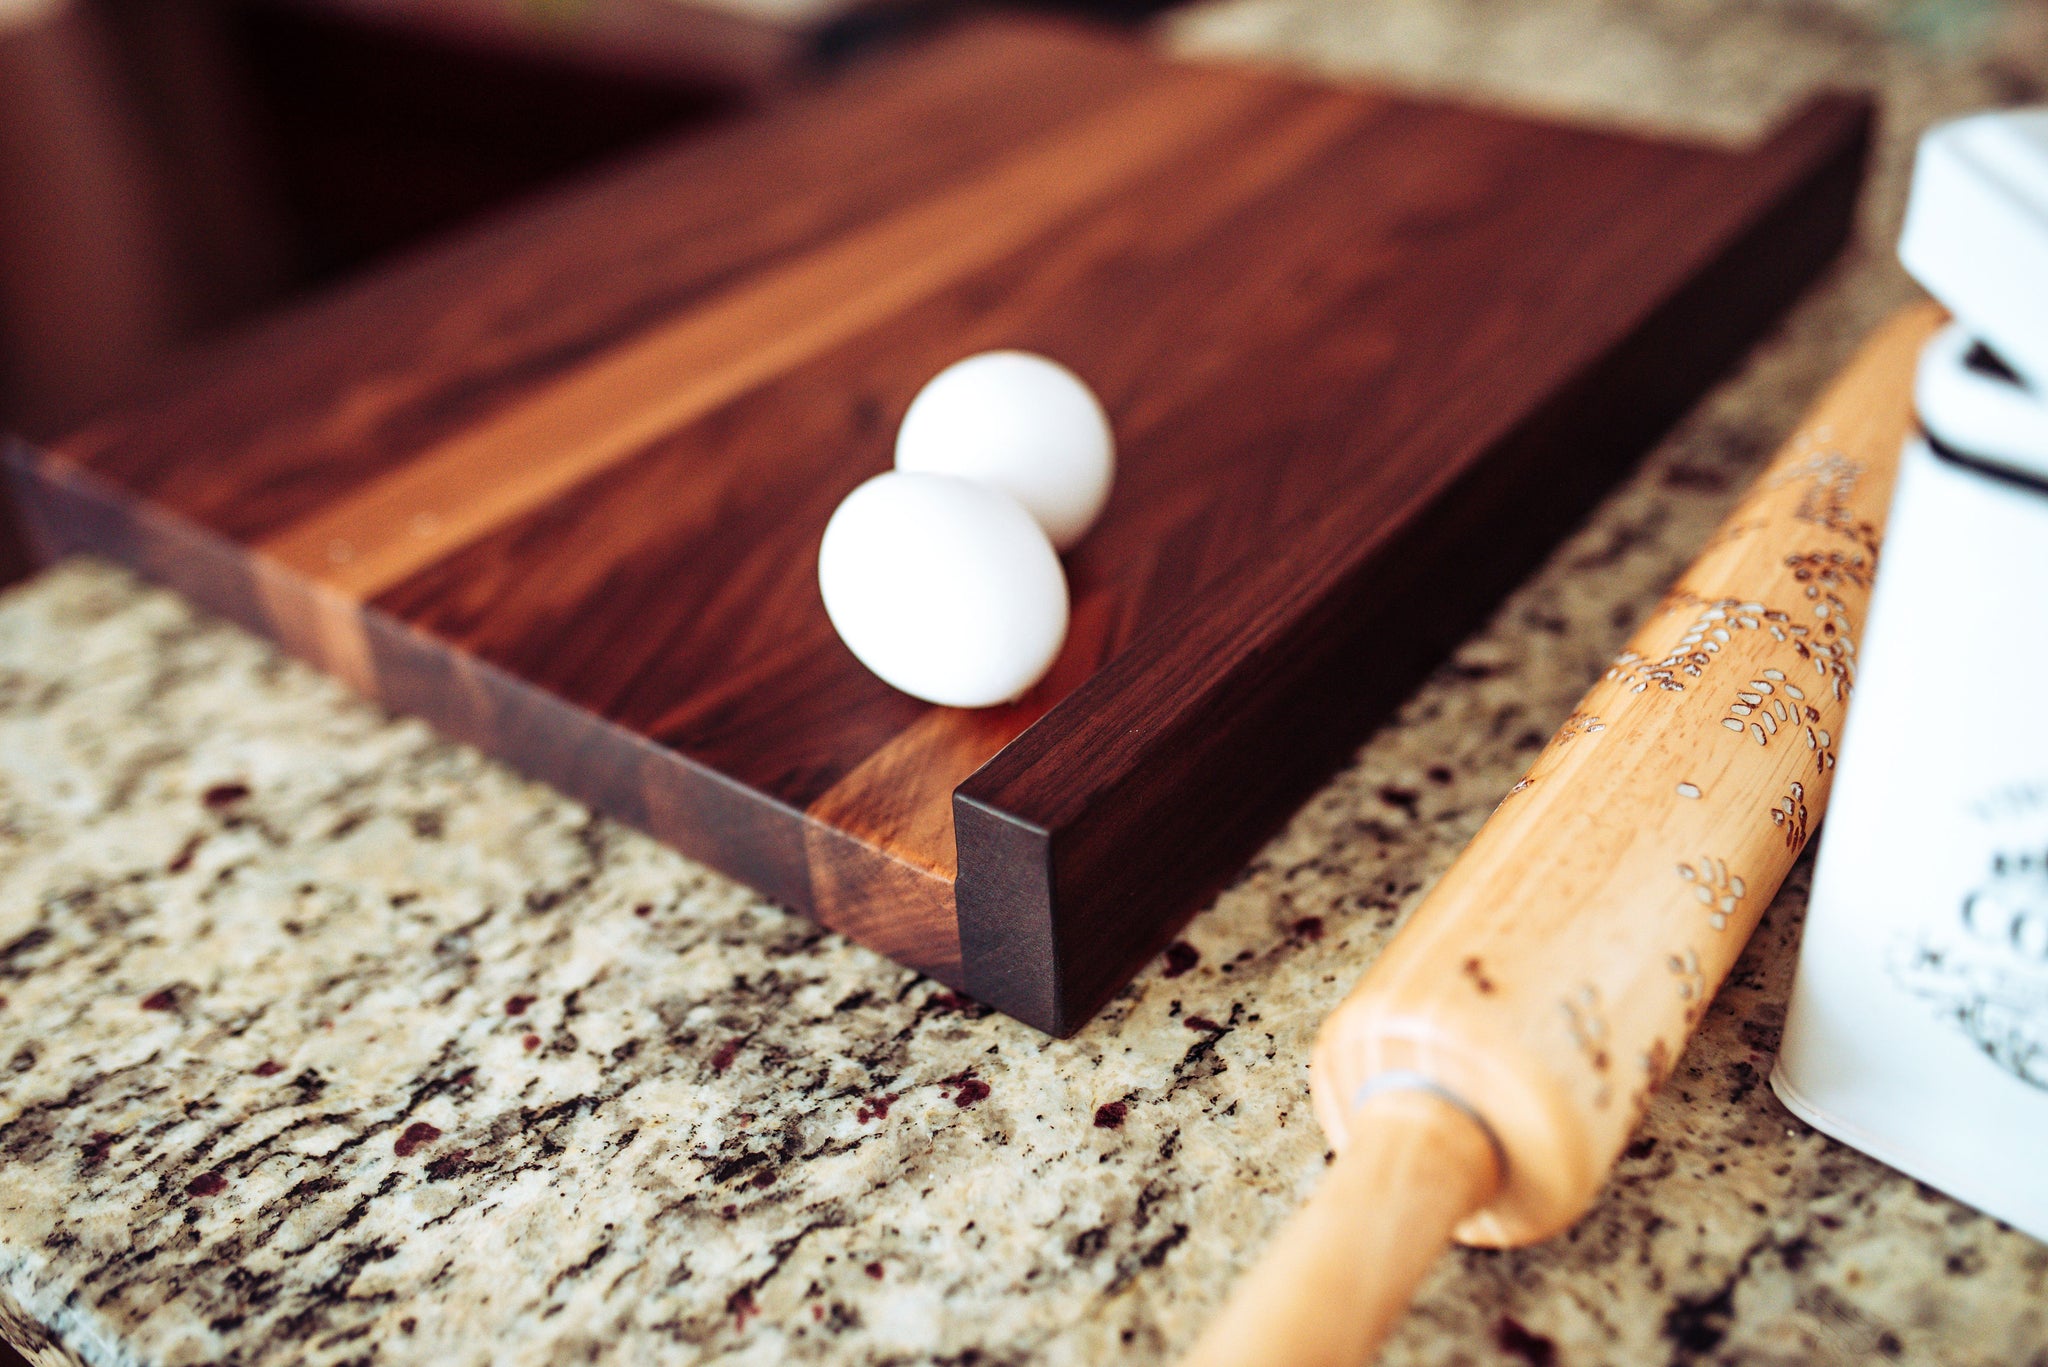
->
[1180,1088,1502,1367]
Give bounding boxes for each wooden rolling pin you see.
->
[1183,303,1943,1367]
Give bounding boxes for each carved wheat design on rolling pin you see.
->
[1181,304,1947,1367]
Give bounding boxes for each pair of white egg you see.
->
[819,351,1114,708]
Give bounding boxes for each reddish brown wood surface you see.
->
[2,17,1869,1032]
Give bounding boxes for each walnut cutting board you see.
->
[1,17,1870,1034]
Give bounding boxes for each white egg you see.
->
[894,350,1115,551]
[819,471,1069,708]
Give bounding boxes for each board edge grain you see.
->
[0,437,967,984]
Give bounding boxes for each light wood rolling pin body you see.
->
[1185,303,1944,1367]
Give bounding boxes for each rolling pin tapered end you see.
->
[1180,1089,1501,1367]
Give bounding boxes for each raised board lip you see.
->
[952,90,1874,1033]
[961,89,1873,836]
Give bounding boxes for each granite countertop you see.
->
[3,1,2047,1363]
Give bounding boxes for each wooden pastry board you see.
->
[2,17,1870,1033]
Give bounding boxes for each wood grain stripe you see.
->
[797,92,1373,898]
[257,67,1272,599]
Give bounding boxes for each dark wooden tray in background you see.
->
[2,17,1869,1034]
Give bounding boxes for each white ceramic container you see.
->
[1772,320,2048,1242]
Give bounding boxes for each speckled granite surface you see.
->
[3,2,2048,1363]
